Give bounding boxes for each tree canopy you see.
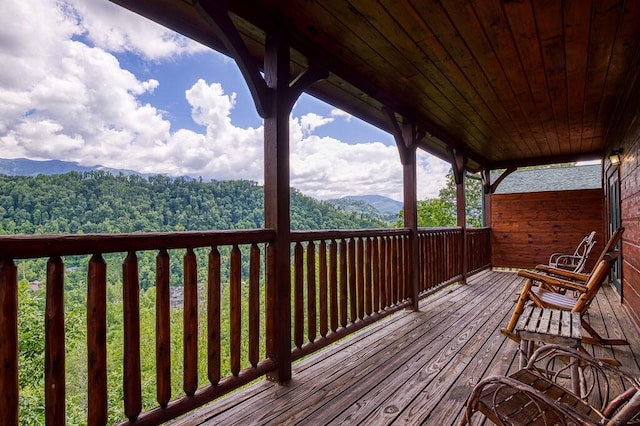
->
[397,168,483,228]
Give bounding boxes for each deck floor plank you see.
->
[169,271,640,426]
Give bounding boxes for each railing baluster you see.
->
[183,248,198,394]
[123,251,142,421]
[339,239,347,328]
[156,249,171,407]
[87,254,107,426]
[0,257,18,425]
[230,245,241,376]
[319,240,328,337]
[306,241,316,343]
[356,237,364,319]
[380,236,387,309]
[208,246,221,384]
[364,237,372,316]
[348,238,357,323]
[329,240,338,332]
[372,237,380,312]
[387,237,398,306]
[294,242,304,348]
[45,256,65,425]
[249,244,260,367]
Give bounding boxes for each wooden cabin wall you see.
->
[605,68,640,328]
[490,189,604,270]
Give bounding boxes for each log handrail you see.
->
[0,229,275,259]
[1,226,491,425]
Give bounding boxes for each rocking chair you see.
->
[460,344,640,425]
[536,227,624,287]
[547,230,596,273]
[501,248,629,346]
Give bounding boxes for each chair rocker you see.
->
[501,250,629,347]
[547,230,596,273]
[460,344,640,425]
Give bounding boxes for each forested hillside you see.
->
[0,171,387,235]
[4,171,390,424]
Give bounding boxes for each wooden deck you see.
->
[170,270,640,425]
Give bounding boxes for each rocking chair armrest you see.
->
[518,269,587,292]
[535,264,589,282]
[465,375,603,425]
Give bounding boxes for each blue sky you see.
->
[0,0,450,200]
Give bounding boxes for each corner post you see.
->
[452,151,468,284]
[481,169,491,227]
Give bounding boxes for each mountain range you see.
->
[0,157,401,223]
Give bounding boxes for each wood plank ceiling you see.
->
[111,0,640,172]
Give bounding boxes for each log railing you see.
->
[466,227,492,275]
[289,229,412,360]
[0,226,491,425]
[0,230,275,426]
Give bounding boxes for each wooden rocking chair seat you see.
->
[529,287,580,311]
[460,345,640,426]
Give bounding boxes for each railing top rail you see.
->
[291,228,409,242]
[417,226,463,232]
[0,229,275,259]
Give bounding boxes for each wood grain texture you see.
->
[491,189,604,269]
[170,271,640,426]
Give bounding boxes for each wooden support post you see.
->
[481,169,492,227]
[263,27,327,382]
[387,109,421,311]
[194,5,327,383]
[452,151,468,284]
[263,26,293,382]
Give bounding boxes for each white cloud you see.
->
[0,0,450,202]
[70,0,206,60]
[330,109,353,122]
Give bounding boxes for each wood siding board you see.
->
[503,0,557,157]
[491,189,604,269]
[601,3,640,145]
[582,0,623,152]
[533,0,570,153]
[470,0,549,157]
[378,0,516,155]
[441,0,530,156]
[564,0,593,151]
[406,0,517,154]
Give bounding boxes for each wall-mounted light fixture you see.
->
[609,148,623,165]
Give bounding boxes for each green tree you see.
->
[397,168,483,228]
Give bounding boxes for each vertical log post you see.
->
[481,168,492,227]
[208,246,221,385]
[387,111,420,311]
[87,254,107,426]
[45,256,65,425]
[0,258,18,425]
[229,245,241,376]
[123,251,142,421]
[263,18,327,382]
[249,244,260,367]
[156,249,171,407]
[452,150,468,284]
[183,248,198,394]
